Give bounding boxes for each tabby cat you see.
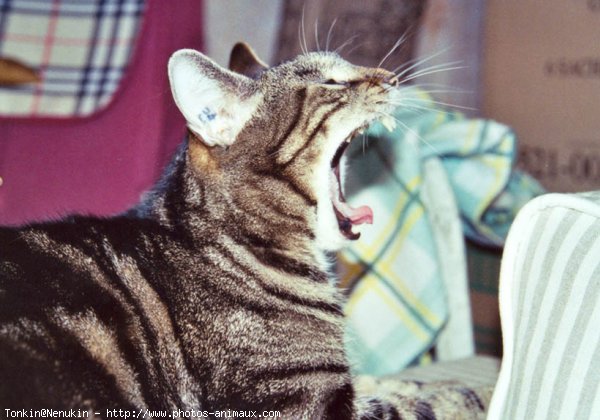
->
[0,43,491,419]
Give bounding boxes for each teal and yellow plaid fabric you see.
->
[341,88,544,376]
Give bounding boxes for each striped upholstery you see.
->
[488,191,600,419]
[395,355,500,389]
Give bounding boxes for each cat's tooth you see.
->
[381,115,397,132]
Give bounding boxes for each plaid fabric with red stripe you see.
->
[0,0,145,116]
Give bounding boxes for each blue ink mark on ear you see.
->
[198,107,217,123]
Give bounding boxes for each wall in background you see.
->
[204,0,284,66]
[204,0,485,115]
[415,0,485,116]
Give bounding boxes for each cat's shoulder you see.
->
[0,212,166,268]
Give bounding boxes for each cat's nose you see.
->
[371,68,398,87]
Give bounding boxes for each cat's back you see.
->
[0,215,153,291]
[1,217,108,299]
[0,215,181,409]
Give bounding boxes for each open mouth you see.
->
[328,116,396,240]
[329,127,373,240]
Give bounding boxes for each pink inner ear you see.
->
[186,101,246,148]
[169,51,260,147]
[169,63,227,144]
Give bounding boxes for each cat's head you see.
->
[168,43,399,252]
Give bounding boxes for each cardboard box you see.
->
[483,0,600,192]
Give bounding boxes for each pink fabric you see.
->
[0,0,203,225]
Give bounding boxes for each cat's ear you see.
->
[168,49,258,147]
[228,42,268,78]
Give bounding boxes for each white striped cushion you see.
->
[488,191,600,420]
[394,355,500,389]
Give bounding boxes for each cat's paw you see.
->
[354,376,491,419]
[355,375,427,397]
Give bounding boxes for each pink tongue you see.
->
[337,201,373,225]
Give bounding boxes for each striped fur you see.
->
[0,44,490,418]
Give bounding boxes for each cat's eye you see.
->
[321,79,349,87]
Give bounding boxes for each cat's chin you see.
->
[313,208,373,253]
[314,223,353,253]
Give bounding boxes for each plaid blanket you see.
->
[0,0,145,116]
[341,87,544,376]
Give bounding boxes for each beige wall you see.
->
[204,0,284,66]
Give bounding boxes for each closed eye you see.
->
[321,79,349,87]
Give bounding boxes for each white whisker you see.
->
[375,110,440,154]
[391,55,425,76]
[334,34,359,54]
[399,65,466,85]
[399,61,463,80]
[396,63,464,86]
[395,105,429,116]
[401,83,473,96]
[389,100,474,113]
[325,18,337,52]
[301,5,309,54]
[297,23,306,55]
[377,29,410,68]
[387,101,458,117]
[344,41,366,57]
[392,48,451,77]
[390,95,476,112]
[422,99,475,111]
[314,18,321,52]
[410,88,471,96]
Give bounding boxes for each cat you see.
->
[0,42,491,419]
